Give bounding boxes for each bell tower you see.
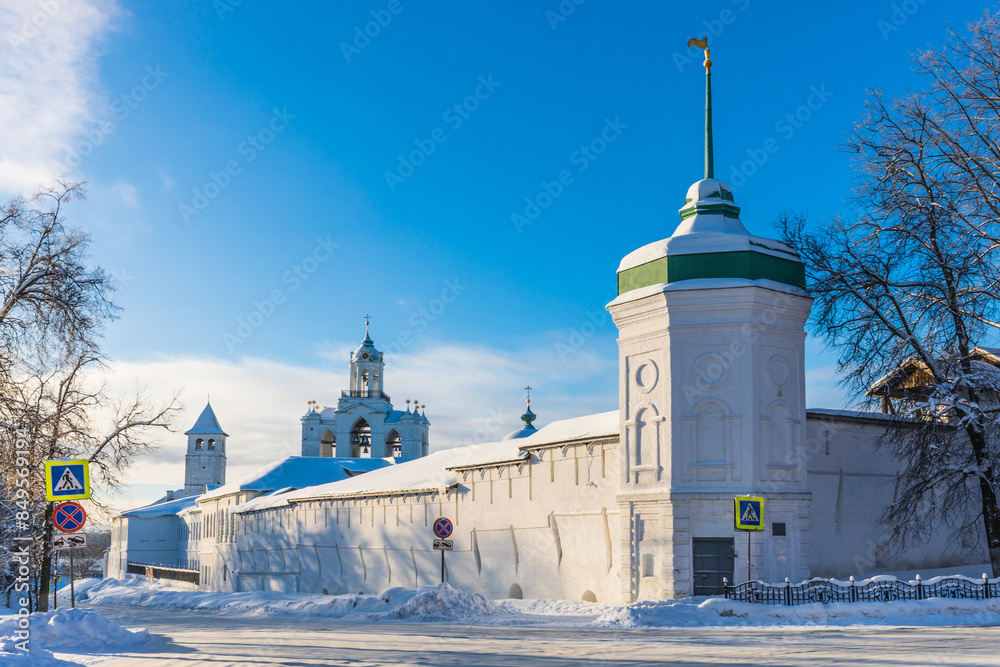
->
[184,401,228,496]
[607,41,812,601]
[301,317,431,459]
[349,315,385,398]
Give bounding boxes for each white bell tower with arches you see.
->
[301,318,430,460]
[184,401,228,496]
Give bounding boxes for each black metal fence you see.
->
[724,574,999,605]
[126,562,200,586]
[341,390,390,401]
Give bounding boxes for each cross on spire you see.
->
[524,385,532,406]
[364,314,371,336]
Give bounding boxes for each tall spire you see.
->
[687,36,713,179]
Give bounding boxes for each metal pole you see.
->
[69,549,76,609]
[440,550,445,584]
[747,530,751,583]
[52,552,58,611]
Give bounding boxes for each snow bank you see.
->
[596,596,1000,628]
[0,607,150,665]
[81,578,500,622]
[79,577,1000,629]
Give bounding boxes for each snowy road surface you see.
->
[93,605,1000,666]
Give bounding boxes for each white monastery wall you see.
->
[805,412,987,577]
[221,437,622,603]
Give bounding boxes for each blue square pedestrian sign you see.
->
[45,459,91,501]
[734,496,764,531]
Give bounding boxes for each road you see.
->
[91,605,1000,666]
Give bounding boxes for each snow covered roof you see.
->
[199,456,392,501]
[806,408,899,423]
[184,402,228,436]
[121,494,199,518]
[245,411,619,509]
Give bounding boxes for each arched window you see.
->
[321,430,336,457]
[696,403,726,463]
[386,430,401,457]
[195,438,203,451]
[350,418,371,458]
[207,438,216,451]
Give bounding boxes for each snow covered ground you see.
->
[8,575,1000,665]
[72,575,1000,627]
[0,606,150,666]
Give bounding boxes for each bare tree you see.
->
[0,184,181,611]
[779,10,1000,576]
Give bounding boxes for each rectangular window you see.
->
[772,522,787,536]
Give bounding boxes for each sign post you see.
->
[53,504,87,610]
[433,517,454,583]
[733,496,764,583]
[70,549,75,609]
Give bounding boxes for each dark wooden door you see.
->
[693,537,734,596]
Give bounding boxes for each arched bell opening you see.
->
[386,430,401,458]
[321,429,336,458]
[351,418,371,458]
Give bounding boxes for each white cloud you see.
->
[98,340,619,515]
[110,180,138,207]
[0,0,120,194]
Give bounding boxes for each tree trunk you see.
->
[37,503,54,612]
[965,424,1000,577]
[979,477,1000,578]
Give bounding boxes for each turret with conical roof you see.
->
[184,401,227,495]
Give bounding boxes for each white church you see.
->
[107,60,982,602]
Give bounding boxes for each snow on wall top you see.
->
[121,494,200,518]
[241,410,620,510]
[199,456,393,501]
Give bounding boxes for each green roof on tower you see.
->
[615,39,805,296]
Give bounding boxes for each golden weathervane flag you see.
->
[687,36,708,49]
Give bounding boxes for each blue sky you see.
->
[1,0,992,513]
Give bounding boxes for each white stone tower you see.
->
[184,402,228,495]
[301,320,430,459]
[607,44,812,602]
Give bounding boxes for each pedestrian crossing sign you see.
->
[45,459,91,501]
[734,496,764,531]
